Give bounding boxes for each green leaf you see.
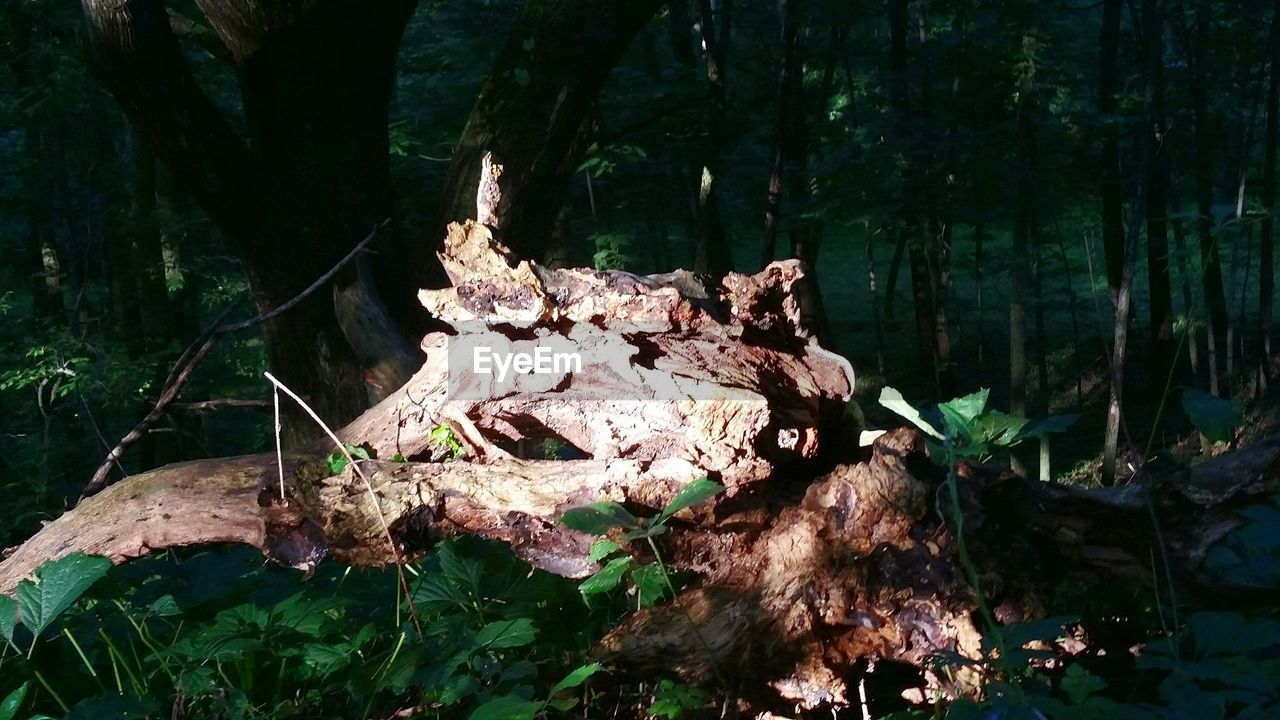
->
[1182,388,1242,443]
[1061,664,1106,705]
[468,695,540,720]
[878,387,943,439]
[630,562,669,607]
[578,557,632,596]
[15,553,111,642]
[654,478,723,526]
[326,443,372,474]
[147,594,180,617]
[622,524,666,542]
[549,662,604,695]
[473,618,536,649]
[974,410,1031,446]
[588,538,620,563]
[0,682,28,720]
[560,502,639,534]
[937,402,977,444]
[0,595,16,651]
[939,389,989,426]
[1014,413,1079,442]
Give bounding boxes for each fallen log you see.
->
[3,221,1278,714]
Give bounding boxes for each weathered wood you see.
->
[3,220,1277,714]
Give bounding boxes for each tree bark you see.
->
[1011,1,1038,475]
[80,0,421,442]
[1179,0,1230,395]
[7,219,1280,714]
[1145,0,1175,385]
[1261,0,1280,380]
[690,0,735,276]
[434,0,666,265]
[1099,0,1125,302]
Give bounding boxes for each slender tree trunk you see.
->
[759,0,801,269]
[691,0,734,275]
[975,188,987,371]
[889,0,942,389]
[1170,164,1201,376]
[1180,0,1230,395]
[1011,1,1038,475]
[1145,0,1175,386]
[1053,217,1084,408]
[1100,0,1125,302]
[885,233,906,326]
[1261,0,1280,382]
[866,222,887,376]
[1104,5,1159,484]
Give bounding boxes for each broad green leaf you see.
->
[473,618,536,649]
[1014,413,1079,441]
[630,563,669,607]
[147,594,180,617]
[939,389,989,425]
[588,538,620,563]
[560,502,638,534]
[0,682,28,720]
[655,478,723,525]
[878,387,943,439]
[468,695,540,720]
[975,410,1032,446]
[578,557,632,596]
[1182,388,1241,444]
[0,595,16,651]
[936,402,976,445]
[302,642,352,676]
[15,553,111,642]
[549,662,604,695]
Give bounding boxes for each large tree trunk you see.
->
[5,218,1278,714]
[80,0,420,442]
[433,0,666,265]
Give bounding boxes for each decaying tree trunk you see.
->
[3,220,1278,714]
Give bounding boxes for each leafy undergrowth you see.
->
[0,539,633,720]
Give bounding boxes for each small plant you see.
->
[430,424,466,462]
[560,478,723,609]
[324,442,372,475]
[1181,386,1242,444]
[878,387,1077,464]
[647,678,710,719]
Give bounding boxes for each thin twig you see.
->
[79,220,390,503]
[263,371,423,636]
[77,392,128,478]
[78,308,231,503]
[169,399,272,411]
[218,219,390,334]
[272,384,285,501]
